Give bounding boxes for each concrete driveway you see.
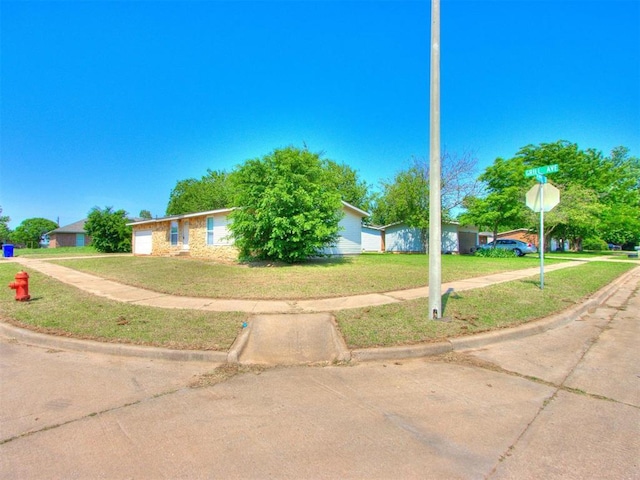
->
[1,276,638,479]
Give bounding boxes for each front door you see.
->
[182,221,190,250]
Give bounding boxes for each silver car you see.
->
[479,238,538,257]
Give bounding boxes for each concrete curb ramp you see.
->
[1,256,638,365]
[229,313,351,365]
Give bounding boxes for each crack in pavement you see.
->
[481,293,639,479]
[0,388,180,446]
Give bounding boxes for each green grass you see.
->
[12,246,103,257]
[0,264,245,350]
[53,253,568,300]
[0,260,635,351]
[335,261,636,349]
[546,251,639,262]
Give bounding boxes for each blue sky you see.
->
[1,0,639,228]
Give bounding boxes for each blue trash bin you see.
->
[2,244,14,258]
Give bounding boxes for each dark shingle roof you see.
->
[48,219,87,234]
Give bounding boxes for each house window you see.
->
[206,217,214,245]
[170,221,179,246]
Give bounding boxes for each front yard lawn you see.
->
[0,264,244,351]
[0,261,634,351]
[336,261,636,348]
[53,253,568,300]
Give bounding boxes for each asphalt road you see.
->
[1,276,638,479]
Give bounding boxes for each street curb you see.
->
[0,322,227,363]
[2,266,638,363]
[351,265,639,361]
[227,321,252,364]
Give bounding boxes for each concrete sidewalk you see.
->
[1,277,638,479]
[2,255,639,366]
[4,254,620,313]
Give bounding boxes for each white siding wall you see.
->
[384,223,464,253]
[385,225,424,252]
[322,209,363,255]
[361,227,383,252]
[441,224,459,253]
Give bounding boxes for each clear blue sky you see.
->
[1,0,638,228]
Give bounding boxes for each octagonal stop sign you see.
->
[526,183,560,212]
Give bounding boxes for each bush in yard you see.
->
[84,206,132,253]
[229,146,343,263]
[582,237,608,251]
[474,246,519,258]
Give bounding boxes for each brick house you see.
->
[47,219,92,248]
[496,228,539,247]
[127,201,369,260]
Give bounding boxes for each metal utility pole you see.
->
[428,0,442,319]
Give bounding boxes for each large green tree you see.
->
[10,217,58,248]
[166,169,233,215]
[530,184,601,251]
[372,151,481,250]
[462,141,640,250]
[372,165,428,231]
[228,146,343,263]
[0,207,11,243]
[459,157,529,243]
[84,206,132,253]
[596,147,640,247]
[322,160,372,211]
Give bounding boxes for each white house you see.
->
[361,225,385,252]
[363,222,479,254]
[128,201,370,259]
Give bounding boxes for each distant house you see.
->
[496,228,569,251]
[127,201,370,259]
[496,228,538,246]
[362,222,479,254]
[47,219,92,248]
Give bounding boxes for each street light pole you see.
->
[428,0,442,319]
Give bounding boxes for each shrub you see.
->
[474,246,518,258]
[582,237,608,251]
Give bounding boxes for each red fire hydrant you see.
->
[9,271,31,301]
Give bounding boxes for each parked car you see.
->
[479,238,538,256]
[608,243,622,251]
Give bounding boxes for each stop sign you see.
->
[526,183,560,212]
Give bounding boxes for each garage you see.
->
[133,230,153,255]
[458,231,478,254]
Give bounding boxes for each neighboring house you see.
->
[496,228,569,251]
[127,201,370,259]
[366,222,479,254]
[361,225,385,253]
[477,232,493,245]
[47,219,92,248]
[496,228,538,247]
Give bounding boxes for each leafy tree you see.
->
[84,206,132,253]
[322,160,372,211]
[597,147,640,247]
[228,146,343,263]
[139,210,153,220]
[10,217,58,248]
[166,169,233,215]
[371,151,481,250]
[459,154,531,246]
[461,141,640,251]
[372,165,429,244]
[0,207,11,243]
[530,184,601,251]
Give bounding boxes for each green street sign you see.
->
[525,164,559,177]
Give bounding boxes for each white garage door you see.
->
[134,230,152,255]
